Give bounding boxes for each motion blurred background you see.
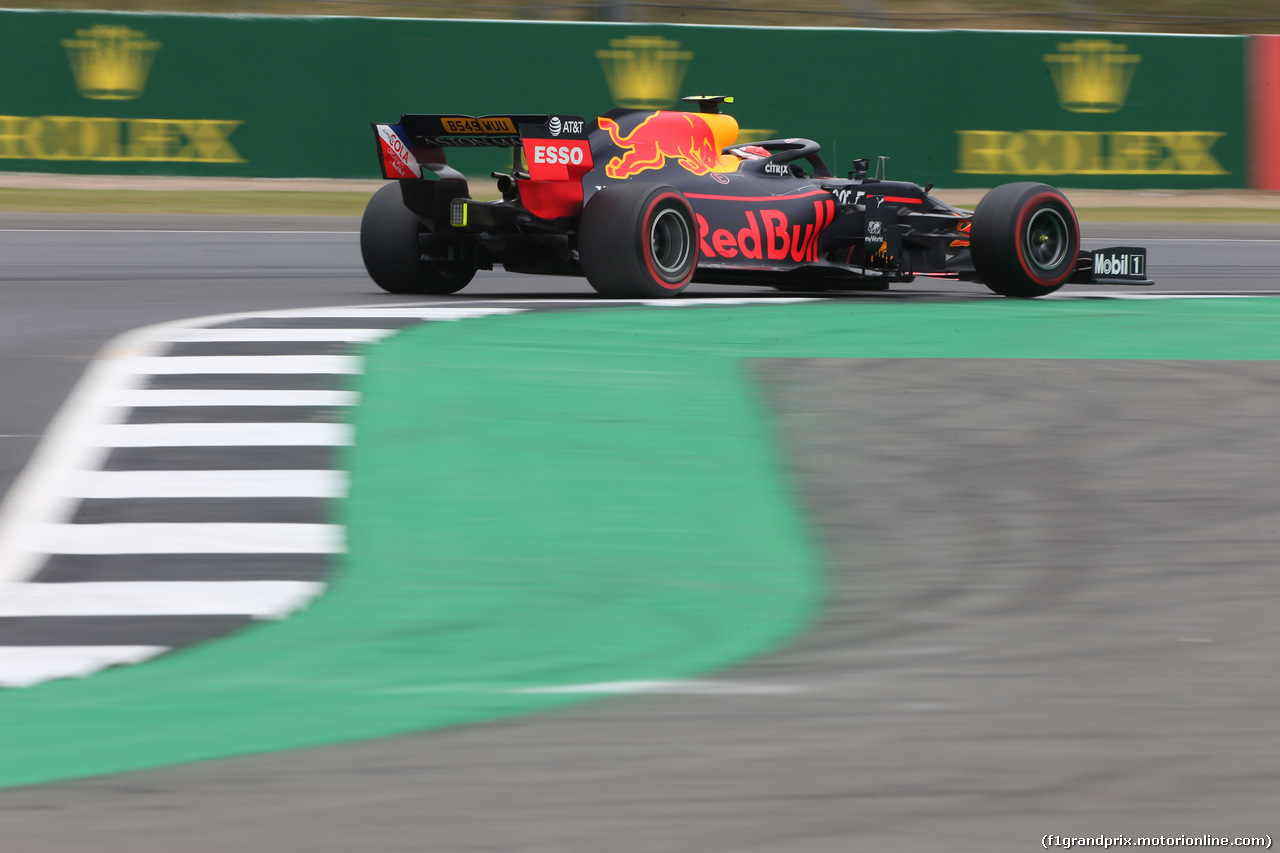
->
[11,0,1280,33]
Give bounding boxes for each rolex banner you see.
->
[0,11,1252,188]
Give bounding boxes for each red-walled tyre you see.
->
[578,184,697,298]
[971,182,1080,298]
[360,182,475,295]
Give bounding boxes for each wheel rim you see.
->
[649,206,692,281]
[1024,207,1069,272]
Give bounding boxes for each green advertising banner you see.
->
[0,11,1249,188]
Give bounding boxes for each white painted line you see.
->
[506,680,810,696]
[373,680,812,696]
[93,422,353,447]
[0,581,325,618]
[0,646,167,689]
[64,469,348,499]
[120,355,361,375]
[239,306,524,320]
[108,389,359,407]
[26,523,344,555]
[1102,237,1280,244]
[1052,292,1280,300]
[0,229,358,235]
[333,299,816,310]
[640,297,819,306]
[159,328,397,343]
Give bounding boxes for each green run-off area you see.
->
[0,297,1278,789]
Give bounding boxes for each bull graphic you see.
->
[599,112,731,179]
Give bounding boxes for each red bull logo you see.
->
[696,200,835,263]
[599,111,733,179]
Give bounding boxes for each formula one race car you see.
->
[361,96,1151,298]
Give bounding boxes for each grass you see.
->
[0,187,374,216]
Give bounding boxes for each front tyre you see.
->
[971,182,1080,298]
[578,184,697,298]
[360,182,475,295]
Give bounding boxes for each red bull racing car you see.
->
[361,96,1151,298]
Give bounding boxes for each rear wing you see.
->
[398,113,549,144]
[372,113,585,180]
[372,112,594,219]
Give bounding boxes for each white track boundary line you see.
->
[108,389,360,407]
[0,647,167,689]
[26,522,345,556]
[159,328,398,343]
[92,422,354,447]
[0,581,326,617]
[119,355,362,375]
[64,469,348,500]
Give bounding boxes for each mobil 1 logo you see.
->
[1091,246,1149,281]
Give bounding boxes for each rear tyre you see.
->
[971,182,1079,298]
[360,182,475,295]
[578,184,697,298]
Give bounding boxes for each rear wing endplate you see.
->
[371,114,587,181]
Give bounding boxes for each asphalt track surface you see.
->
[1,216,1278,851]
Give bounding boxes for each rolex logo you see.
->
[62,25,161,101]
[1044,39,1140,114]
[596,36,693,109]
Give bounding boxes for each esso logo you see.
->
[533,144,585,166]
